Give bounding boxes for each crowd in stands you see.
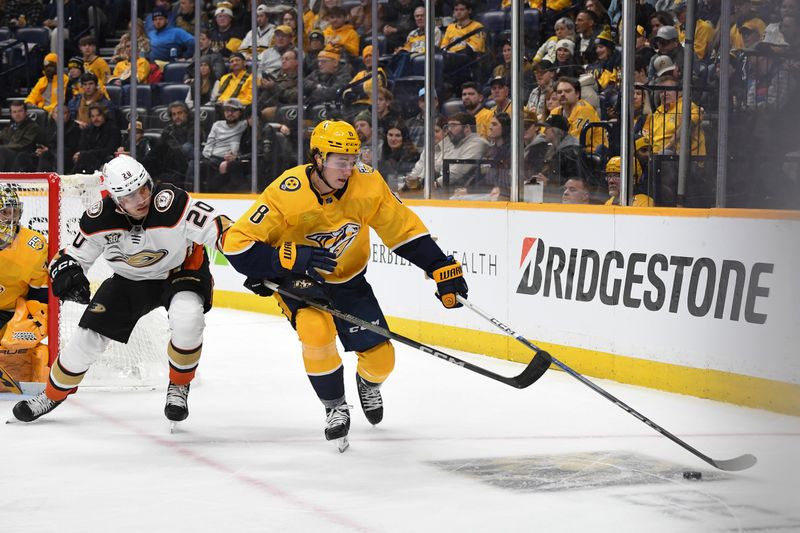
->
[0,0,796,208]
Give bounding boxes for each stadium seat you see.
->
[441,99,464,117]
[392,76,425,118]
[523,9,540,46]
[199,105,217,134]
[275,105,298,126]
[122,84,152,109]
[361,34,387,56]
[162,62,189,84]
[149,105,172,129]
[308,103,333,123]
[118,106,148,129]
[476,11,508,35]
[105,85,123,108]
[0,28,11,42]
[159,84,190,106]
[14,27,50,52]
[410,54,443,78]
[25,107,47,129]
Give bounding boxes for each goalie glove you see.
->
[50,253,90,304]
[0,298,48,349]
[271,242,337,284]
[243,277,274,297]
[428,256,468,309]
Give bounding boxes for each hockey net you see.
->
[2,173,170,389]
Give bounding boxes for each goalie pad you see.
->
[1,298,48,350]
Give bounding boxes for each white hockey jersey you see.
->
[66,184,228,281]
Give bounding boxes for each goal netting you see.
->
[2,173,170,389]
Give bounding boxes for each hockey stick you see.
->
[456,296,757,472]
[262,280,551,389]
[0,364,22,394]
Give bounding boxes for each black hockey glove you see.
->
[50,253,90,304]
[243,277,274,297]
[428,256,468,309]
[279,275,332,307]
[272,242,337,283]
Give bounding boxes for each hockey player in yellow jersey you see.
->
[223,120,468,450]
[0,186,50,390]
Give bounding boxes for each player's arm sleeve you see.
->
[183,197,233,253]
[222,190,288,279]
[64,217,106,272]
[368,175,447,271]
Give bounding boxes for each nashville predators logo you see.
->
[280,177,301,192]
[108,249,169,268]
[306,222,360,257]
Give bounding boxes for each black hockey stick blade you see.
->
[0,364,22,394]
[456,296,757,472]
[262,280,547,389]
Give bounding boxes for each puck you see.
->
[683,471,702,480]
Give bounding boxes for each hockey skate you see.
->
[10,391,62,423]
[356,373,383,425]
[165,382,190,432]
[325,402,352,453]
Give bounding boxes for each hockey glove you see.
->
[279,275,332,307]
[50,253,90,304]
[243,277,274,297]
[272,242,337,283]
[428,256,468,309]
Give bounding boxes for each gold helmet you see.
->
[0,186,22,250]
[605,156,642,180]
[310,120,360,162]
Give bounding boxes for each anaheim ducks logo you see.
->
[87,201,103,218]
[306,222,360,257]
[107,249,169,268]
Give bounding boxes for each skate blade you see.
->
[169,421,179,433]
[336,436,349,453]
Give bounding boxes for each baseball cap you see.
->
[654,25,678,41]
[309,29,325,40]
[489,75,508,86]
[653,54,676,76]
[43,53,58,66]
[152,5,170,18]
[536,114,569,132]
[274,24,294,35]
[361,45,373,59]
[418,87,437,98]
[229,51,245,61]
[533,59,554,71]
[214,6,233,17]
[318,49,340,62]
[256,4,268,15]
[128,120,144,132]
[223,98,245,110]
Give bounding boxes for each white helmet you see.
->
[101,154,153,201]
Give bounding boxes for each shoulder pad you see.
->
[146,184,190,228]
[79,196,128,235]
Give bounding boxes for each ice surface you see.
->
[3,309,798,532]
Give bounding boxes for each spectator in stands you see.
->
[79,36,111,87]
[647,11,674,42]
[174,0,197,33]
[238,4,275,58]
[226,0,252,37]
[406,87,436,150]
[400,116,451,192]
[379,121,419,188]
[652,54,679,82]
[114,21,152,63]
[648,26,684,80]
[208,2,245,58]
[376,87,400,136]
[492,39,513,79]
[585,0,611,29]
[258,25,295,76]
[643,74,705,155]
[587,29,620,90]
[533,17,576,65]
[603,156,653,206]
[562,177,592,204]
[151,101,198,186]
[764,0,799,46]
[201,98,248,192]
[780,13,799,47]
[148,5,195,62]
[33,105,80,172]
[481,112,512,199]
[390,5,441,78]
[730,0,766,51]
[580,72,602,112]
[281,9,300,40]
[41,0,86,57]
[489,76,512,119]
[343,45,388,111]
[574,10,602,63]
[460,81,493,138]
[72,104,120,173]
[353,111,376,163]
[530,114,580,189]
[633,87,651,138]
[323,6,360,59]
[145,0,177,33]
[553,39,584,79]
[309,0,341,33]
[1,0,42,27]
[304,48,350,105]
[671,1,713,61]
[211,52,253,107]
[258,49,301,121]
[115,121,155,168]
[527,60,557,121]
[25,53,69,114]
[194,30,227,79]
[66,56,84,98]
[304,30,326,75]
[350,0,382,37]
[439,112,489,188]
[440,0,486,88]
[109,41,150,86]
[68,73,112,127]
[0,102,41,171]
[551,76,604,152]
[185,56,220,108]
[382,0,421,52]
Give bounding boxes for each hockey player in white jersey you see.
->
[12,155,231,425]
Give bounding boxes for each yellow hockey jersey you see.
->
[0,227,49,311]
[441,20,486,54]
[224,163,431,283]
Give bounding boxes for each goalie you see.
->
[0,186,49,392]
